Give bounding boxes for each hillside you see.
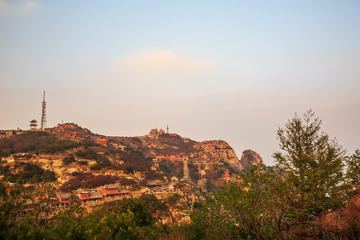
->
[0,124,263,196]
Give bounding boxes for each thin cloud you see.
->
[0,0,40,16]
[114,50,217,74]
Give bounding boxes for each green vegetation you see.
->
[190,110,360,239]
[76,160,88,165]
[0,162,56,183]
[111,149,152,174]
[158,159,183,178]
[74,147,112,170]
[0,131,83,156]
[62,155,76,165]
[74,148,97,160]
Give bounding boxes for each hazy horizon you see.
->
[1,1,359,165]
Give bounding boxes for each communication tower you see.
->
[41,91,47,129]
[167,125,169,134]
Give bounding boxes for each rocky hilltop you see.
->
[240,149,264,171]
[0,124,264,192]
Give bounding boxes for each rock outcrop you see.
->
[239,149,263,171]
[191,140,242,171]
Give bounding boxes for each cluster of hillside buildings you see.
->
[57,184,131,205]
[17,179,179,213]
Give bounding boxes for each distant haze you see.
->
[1,1,359,165]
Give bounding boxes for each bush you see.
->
[23,163,44,182]
[77,160,88,165]
[14,161,26,168]
[110,198,154,227]
[189,169,200,181]
[75,148,98,160]
[43,170,57,182]
[90,164,103,170]
[62,155,75,165]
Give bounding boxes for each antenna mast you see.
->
[41,91,47,129]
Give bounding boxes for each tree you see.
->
[191,164,289,240]
[346,148,360,192]
[191,110,357,239]
[110,198,154,227]
[273,110,348,237]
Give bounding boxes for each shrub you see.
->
[62,155,75,165]
[75,148,97,160]
[77,160,88,165]
[90,164,103,170]
[189,169,200,181]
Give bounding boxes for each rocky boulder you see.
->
[239,149,263,172]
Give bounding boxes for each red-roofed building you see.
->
[97,184,130,199]
[223,170,230,179]
[75,189,103,203]
[96,138,108,147]
[24,199,34,213]
[57,193,71,204]
[155,155,188,161]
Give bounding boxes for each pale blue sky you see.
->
[1,0,359,164]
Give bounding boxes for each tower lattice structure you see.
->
[41,91,46,129]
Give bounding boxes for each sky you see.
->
[0,0,359,165]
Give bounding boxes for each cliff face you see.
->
[191,140,242,171]
[239,149,263,171]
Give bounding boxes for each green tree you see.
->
[346,148,360,191]
[191,165,288,240]
[273,110,349,237]
[191,110,357,239]
[111,198,154,227]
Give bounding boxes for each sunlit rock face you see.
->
[239,149,264,172]
[191,140,242,171]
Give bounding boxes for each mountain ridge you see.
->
[0,123,264,192]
